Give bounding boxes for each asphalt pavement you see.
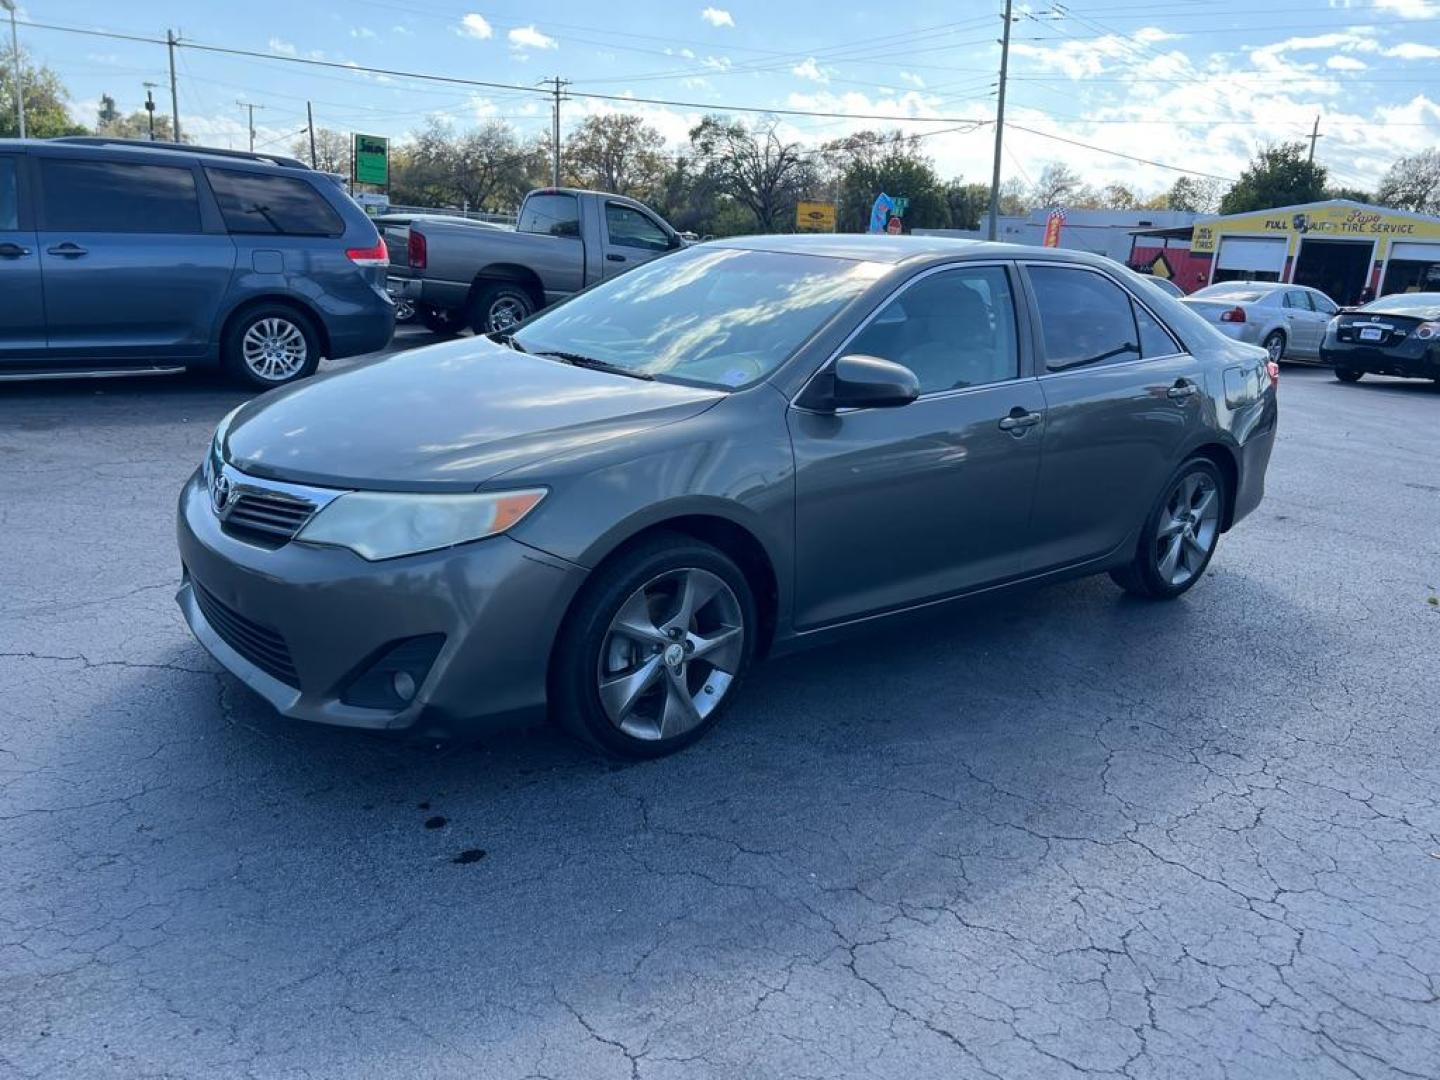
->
[2,345,1438,1080]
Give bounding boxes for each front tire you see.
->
[1110,458,1226,600]
[468,282,536,335]
[1262,330,1286,364]
[222,305,321,389]
[1334,367,1363,383]
[551,534,757,758]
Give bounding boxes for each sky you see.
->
[10,0,1440,199]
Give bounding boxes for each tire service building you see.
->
[1189,199,1440,304]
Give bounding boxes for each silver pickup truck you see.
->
[385,187,686,336]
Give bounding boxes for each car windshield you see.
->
[1190,285,1266,302]
[1358,293,1440,319]
[511,246,887,389]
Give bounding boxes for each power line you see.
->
[1007,123,1238,182]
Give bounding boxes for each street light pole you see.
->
[2,0,24,139]
[143,82,158,141]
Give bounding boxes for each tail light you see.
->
[408,229,427,271]
[1266,360,1280,385]
[1220,307,1246,323]
[345,239,388,267]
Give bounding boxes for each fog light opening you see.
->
[392,670,417,703]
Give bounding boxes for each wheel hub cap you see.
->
[663,643,686,669]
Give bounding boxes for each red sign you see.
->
[1042,212,1064,248]
[885,216,902,235]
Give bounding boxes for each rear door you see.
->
[1282,289,1324,356]
[1021,262,1208,573]
[789,262,1046,628]
[0,153,46,362]
[36,153,236,362]
[600,200,674,280]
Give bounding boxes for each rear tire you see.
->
[1110,457,1226,600]
[468,282,536,335]
[1261,330,1286,363]
[419,305,463,338]
[550,533,757,759]
[1334,367,1363,383]
[222,304,321,390]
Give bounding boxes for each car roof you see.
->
[3,136,313,173]
[708,232,1110,267]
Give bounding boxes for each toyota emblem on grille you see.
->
[210,472,232,515]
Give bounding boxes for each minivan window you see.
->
[848,266,1020,393]
[1029,266,1140,371]
[0,158,16,230]
[605,202,670,251]
[518,193,580,238]
[205,169,344,236]
[40,159,201,233]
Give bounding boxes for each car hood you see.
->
[223,338,725,490]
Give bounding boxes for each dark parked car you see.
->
[178,237,1277,758]
[0,138,393,387]
[1321,292,1440,383]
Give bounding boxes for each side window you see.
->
[1283,290,1313,310]
[0,158,17,230]
[1028,266,1140,371]
[1311,293,1337,315]
[847,266,1020,394]
[204,170,343,236]
[1133,301,1180,358]
[517,193,580,238]
[40,159,200,233]
[605,203,670,251]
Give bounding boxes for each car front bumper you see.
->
[176,469,586,735]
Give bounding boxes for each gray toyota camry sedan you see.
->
[177,236,1277,757]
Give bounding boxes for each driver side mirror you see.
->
[800,354,921,411]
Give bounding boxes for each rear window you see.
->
[40,158,201,233]
[1191,285,1265,303]
[518,193,580,238]
[0,158,16,230]
[1360,293,1440,319]
[205,169,344,236]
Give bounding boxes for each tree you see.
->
[1098,182,1138,209]
[291,128,351,176]
[390,119,542,211]
[690,116,812,232]
[565,114,667,199]
[944,180,992,230]
[1218,142,1327,215]
[1030,162,1090,209]
[1376,149,1440,214]
[823,130,949,232]
[0,47,88,138]
[1325,186,1373,205]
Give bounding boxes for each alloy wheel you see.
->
[487,296,529,333]
[241,317,309,382]
[1264,332,1285,363]
[1154,471,1221,588]
[596,568,745,742]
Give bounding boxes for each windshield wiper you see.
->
[490,331,527,352]
[536,351,655,381]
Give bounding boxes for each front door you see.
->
[1020,262,1209,572]
[35,154,236,362]
[789,263,1045,629]
[0,154,46,361]
[600,201,674,280]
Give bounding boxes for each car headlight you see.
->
[295,489,546,561]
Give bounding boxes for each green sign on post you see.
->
[352,134,389,187]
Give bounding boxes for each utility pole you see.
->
[544,76,569,187]
[1306,115,1323,164]
[2,0,23,139]
[237,101,263,152]
[143,82,158,140]
[987,0,1014,241]
[306,101,317,167]
[166,29,181,143]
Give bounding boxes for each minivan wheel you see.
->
[1110,458,1225,600]
[469,282,535,335]
[551,534,756,758]
[1262,331,1286,363]
[1334,367,1363,383]
[223,306,321,389]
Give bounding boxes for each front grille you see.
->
[222,490,316,543]
[191,579,300,687]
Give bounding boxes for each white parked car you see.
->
[1181,282,1339,363]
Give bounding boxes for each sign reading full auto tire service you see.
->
[352,134,389,186]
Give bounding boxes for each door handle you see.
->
[0,241,30,258]
[1167,380,1199,401]
[46,243,88,258]
[606,253,627,262]
[997,409,1042,433]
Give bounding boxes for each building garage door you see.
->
[1389,241,1440,264]
[1381,241,1440,295]
[1215,236,1288,275]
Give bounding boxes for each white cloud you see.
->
[268,37,297,57]
[1326,54,1368,70]
[701,7,735,27]
[392,25,413,36]
[509,25,558,51]
[899,71,925,88]
[701,54,732,72]
[1386,42,1440,58]
[1376,0,1439,16]
[457,14,494,40]
[350,27,376,39]
[792,57,830,83]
